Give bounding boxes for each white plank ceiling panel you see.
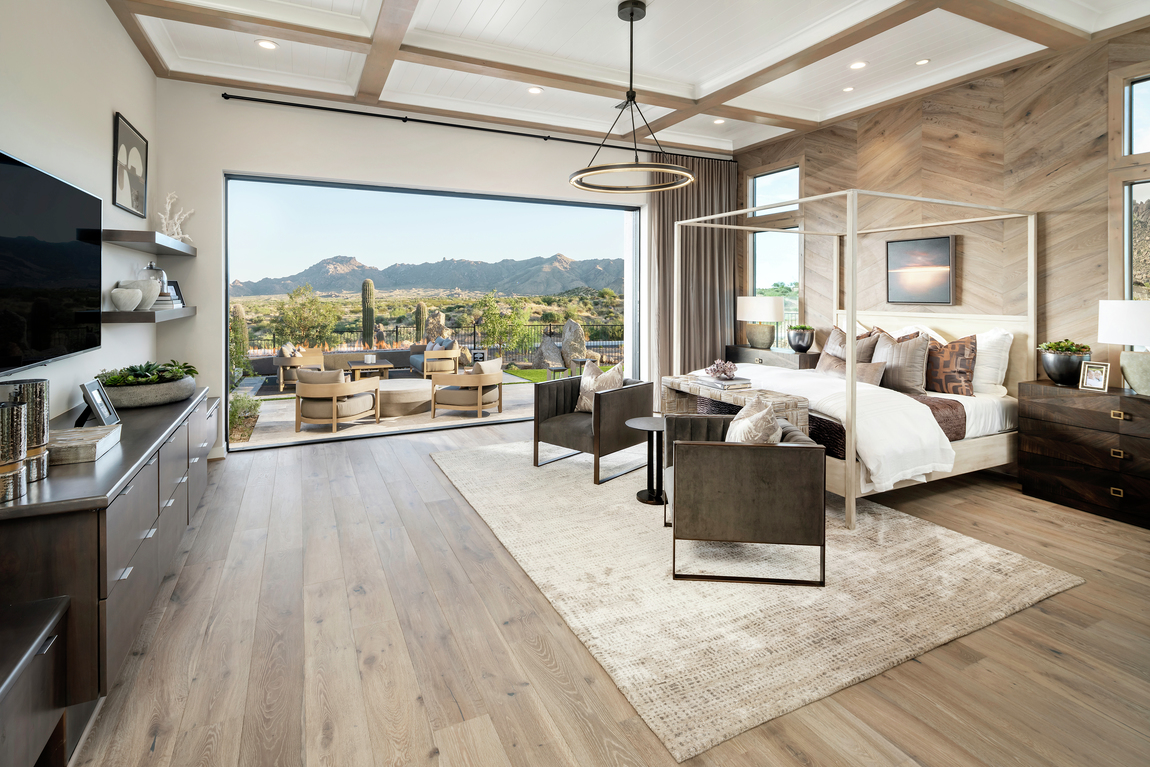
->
[140,16,366,95]
[409,0,911,94]
[1009,0,1150,33]
[165,0,383,36]
[731,9,1044,121]
[382,59,674,134]
[660,113,792,153]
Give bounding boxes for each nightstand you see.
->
[725,345,819,369]
[1018,380,1149,528]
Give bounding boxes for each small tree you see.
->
[476,290,527,357]
[361,279,376,348]
[271,284,340,348]
[229,304,254,387]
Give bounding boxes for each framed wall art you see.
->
[886,235,956,305]
[113,112,148,218]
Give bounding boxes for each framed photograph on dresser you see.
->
[1079,361,1110,391]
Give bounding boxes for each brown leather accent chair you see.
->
[533,375,653,484]
[665,414,826,586]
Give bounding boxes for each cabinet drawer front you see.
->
[1020,453,1124,511]
[188,401,206,458]
[157,481,188,575]
[104,457,159,599]
[103,531,159,693]
[1018,384,1123,432]
[0,614,66,767]
[1120,433,1150,479]
[201,406,219,457]
[1119,395,1150,439]
[1020,418,1120,471]
[188,450,208,517]
[158,422,189,504]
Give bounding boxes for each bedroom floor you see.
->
[72,421,1150,767]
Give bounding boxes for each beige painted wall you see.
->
[153,80,651,454]
[0,0,158,416]
[736,30,1150,360]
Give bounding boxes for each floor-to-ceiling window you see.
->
[747,162,801,347]
[225,177,638,448]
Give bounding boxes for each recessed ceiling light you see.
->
[527,86,543,94]
[843,87,854,92]
[713,119,725,124]
[849,61,867,70]
[256,39,278,49]
[916,58,931,66]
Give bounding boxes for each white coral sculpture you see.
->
[156,192,194,243]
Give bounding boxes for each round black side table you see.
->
[626,417,667,514]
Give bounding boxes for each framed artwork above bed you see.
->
[886,235,955,305]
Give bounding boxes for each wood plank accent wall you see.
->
[736,30,1150,359]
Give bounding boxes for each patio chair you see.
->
[410,338,461,378]
[274,345,324,391]
[294,369,380,433]
[431,357,503,418]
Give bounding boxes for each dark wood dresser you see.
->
[1019,380,1149,528]
[725,345,819,369]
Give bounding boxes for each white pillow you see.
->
[972,327,1014,396]
[575,362,624,413]
[725,398,782,444]
[891,324,947,344]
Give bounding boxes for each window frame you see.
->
[745,158,804,329]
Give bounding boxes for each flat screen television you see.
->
[0,150,102,376]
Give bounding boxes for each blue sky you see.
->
[227,179,629,282]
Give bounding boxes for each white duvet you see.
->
[688,363,955,493]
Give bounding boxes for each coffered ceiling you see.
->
[108,0,1150,155]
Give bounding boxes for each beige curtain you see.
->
[650,153,738,382]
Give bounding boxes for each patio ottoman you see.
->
[377,378,433,417]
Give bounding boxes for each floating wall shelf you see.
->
[102,229,197,257]
[101,306,197,323]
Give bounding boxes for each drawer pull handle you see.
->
[200,441,210,448]
[178,476,188,484]
[118,566,133,581]
[37,635,57,656]
[147,456,158,466]
[1111,449,1125,459]
[120,484,134,496]
[166,436,177,444]
[1111,410,1126,420]
[144,528,156,539]
[190,457,199,464]
[163,498,175,508]
[1111,487,1124,498]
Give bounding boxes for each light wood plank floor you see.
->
[73,422,1150,766]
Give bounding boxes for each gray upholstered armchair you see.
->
[665,414,826,586]
[409,338,460,378]
[534,375,653,484]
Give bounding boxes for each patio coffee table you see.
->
[345,360,394,381]
[377,378,433,417]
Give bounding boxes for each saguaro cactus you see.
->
[414,301,428,340]
[361,279,375,348]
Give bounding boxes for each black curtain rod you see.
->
[220,93,736,164]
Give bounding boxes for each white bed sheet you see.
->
[924,392,1017,439]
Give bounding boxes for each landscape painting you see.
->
[886,235,955,305]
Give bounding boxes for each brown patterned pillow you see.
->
[926,335,977,396]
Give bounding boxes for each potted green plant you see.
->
[786,324,815,353]
[1037,339,1091,386]
[97,360,199,408]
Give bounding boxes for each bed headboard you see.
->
[832,310,1036,397]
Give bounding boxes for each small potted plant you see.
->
[97,360,199,408]
[787,324,815,353]
[1037,339,1091,386]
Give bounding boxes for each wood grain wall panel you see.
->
[733,31,1150,353]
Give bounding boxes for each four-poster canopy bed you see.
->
[671,189,1038,529]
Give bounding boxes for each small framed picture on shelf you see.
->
[1079,361,1110,392]
[80,379,120,426]
[167,279,184,305]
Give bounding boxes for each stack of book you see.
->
[150,292,184,311]
[696,375,752,390]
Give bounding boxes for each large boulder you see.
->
[560,319,600,368]
[531,335,565,370]
[425,309,451,342]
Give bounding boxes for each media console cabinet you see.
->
[0,389,219,758]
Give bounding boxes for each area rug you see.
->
[431,441,1084,762]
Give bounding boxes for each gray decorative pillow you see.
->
[575,362,624,413]
[822,325,881,363]
[470,358,502,376]
[278,342,296,358]
[724,398,781,444]
[871,332,930,395]
[818,359,887,386]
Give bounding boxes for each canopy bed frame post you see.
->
[1027,214,1038,378]
[673,221,683,376]
[844,190,859,529]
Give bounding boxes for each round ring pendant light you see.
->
[569,1,695,194]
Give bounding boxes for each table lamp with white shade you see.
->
[738,295,785,349]
[1097,300,1150,394]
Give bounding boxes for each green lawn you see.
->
[505,368,556,384]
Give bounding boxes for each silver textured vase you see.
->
[0,401,27,502]
[746,323,776,350]
[0,379,49,482]
[1120,350,1150,395]
[787,329,814,353]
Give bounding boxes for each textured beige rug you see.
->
[432,441,1084,762]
